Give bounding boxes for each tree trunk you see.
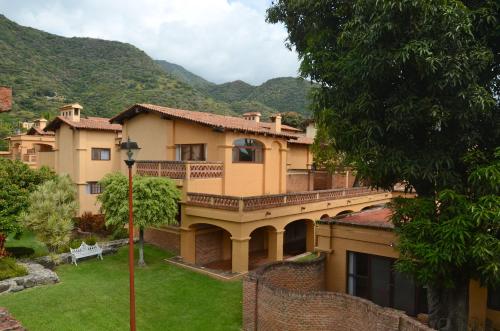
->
[0,233,6,257]
[427,279,469,331]
[138,227,146,267]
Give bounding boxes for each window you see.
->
[347,251,427,316]
[86,182,102,195]
[232,139,263,163]
[91,148,110,161]
[176,144,206,161]
[488,288,500,311]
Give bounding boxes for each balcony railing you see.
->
[136,161,224,179]
[187,187,384,211]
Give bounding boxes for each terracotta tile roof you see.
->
[45,116,122,132]
[319,207,393,230]
[27,127,55,136]
[288,135,314,145]
[110,104,300,139]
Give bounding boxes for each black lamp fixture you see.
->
[120,137,140,168]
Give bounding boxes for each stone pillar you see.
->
[306,221,315,252]
[231,237,250,273]
[267,229,284,261]
[180,227,196,264]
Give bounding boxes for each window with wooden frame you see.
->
[232,139,263,163]
[91,148,110,161]
[488,288,500,311]
[175,144,206,161]
[86,181,102,195]
[347,251,428,316]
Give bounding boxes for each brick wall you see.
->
[286,171,313,193]
[243,256,433,331]
[144,226,180,254]
[0,87,12,112]
[195,228,225,265]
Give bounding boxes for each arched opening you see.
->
[361,204,383,211]
[320,214,330,220]
[189,223,232,271]
[283,219,315,257]
[232,138,264,163]
[35,143,54,152]
[336,210,354,216]
[248,226,275,270]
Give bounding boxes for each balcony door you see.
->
[176,144,206,161]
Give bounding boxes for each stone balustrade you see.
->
[187,187,381,211]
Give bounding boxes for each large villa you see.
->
[1,101,499,330]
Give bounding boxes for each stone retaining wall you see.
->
[243,255,434,331]
[0,263,58,295]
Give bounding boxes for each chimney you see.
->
[0,86,12,112]
[271,114,282,133]
[35,118,48,130]
[59,103,83,122]
[306,122,317,139]
[242,112,261,123]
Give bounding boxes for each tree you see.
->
[280,111,307,129]
[268,1,498,329]
[0,159,55,254]
[97,173,181,266]
[22,175,78,253]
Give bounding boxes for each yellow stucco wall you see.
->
[122,112,294,197]
[316,223,500,329]
[53,124,121,215]
[287,143,311,170]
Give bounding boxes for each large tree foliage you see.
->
[97,173,181,266]
[0,159,55,250]
[22,175,78,253]
[268,1,498,330]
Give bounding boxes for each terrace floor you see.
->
[0,245,242,331]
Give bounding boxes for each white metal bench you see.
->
[70,242,103,265]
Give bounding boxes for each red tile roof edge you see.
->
[318,207,394,230]
[110,103,300,140]
[45,116,122,132]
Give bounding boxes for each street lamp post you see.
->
[120,137,140,331]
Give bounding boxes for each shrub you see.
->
[0,257,28,281]
[5,246,35,258]
[111,227,129,240]
[69,240,81,249]
[76,212,106,234]
[85,237,97,246]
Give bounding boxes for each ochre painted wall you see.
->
[287,143,311,170]
[53,124,121,215]
[316,223,500,329]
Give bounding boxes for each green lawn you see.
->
[0,245,242,331]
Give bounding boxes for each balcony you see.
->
[186,187,383,212]
[136,160,224,179]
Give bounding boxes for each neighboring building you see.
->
[0,118,55,168]
[110,104,391,274]
[316,207,500,330]
[0,86,12,112]
[44,104,122,215]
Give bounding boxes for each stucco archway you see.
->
[336,210,354,216]
[248,225,278,270]
[283,219,315,257]
[188,223,233,271]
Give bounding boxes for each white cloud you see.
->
[0,0,299,84]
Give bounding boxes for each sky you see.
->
[0,0,300,85]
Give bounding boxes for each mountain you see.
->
[0,14,234,122]
[155,60,213,91]
[156,64,313,117]
[0,13,312,131]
